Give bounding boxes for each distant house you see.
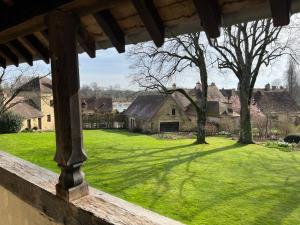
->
[124,95,191,133]
[81,97,113,115]
[10,77,55,131]
[253,84,300,125]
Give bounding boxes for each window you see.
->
[50,100,54,107]
[171,108,176,115]
[47,115,51,122]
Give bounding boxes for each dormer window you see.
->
[171,108,176,115]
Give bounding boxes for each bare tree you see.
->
[129,32,211,144]
[210,19,288,144]
[285,57,300,104]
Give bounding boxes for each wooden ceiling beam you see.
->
[131,0,164,47]
[270,0,292,26]
[77,25,96,58]
[23,34,49,64]
[193,0,221,38]
[93,10,125,53]
[8,39,33,66]
[0,0,73,33]
[0,44,18,66]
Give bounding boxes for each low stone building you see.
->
[125,95,192,133]
[173,82,240,131]
[253,84,300,126]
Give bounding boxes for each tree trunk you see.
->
[239,86,253,144]
[196,108,207,144]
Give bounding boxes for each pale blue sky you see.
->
[75,46,288,90]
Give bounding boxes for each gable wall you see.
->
[150,97,194,133]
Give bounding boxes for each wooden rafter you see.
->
[131,0,164,47]
[8,39,33,66]
[270,0,292,26]
[23,34,49,64]
[77,25,96,58]
[0,44,18,66]
[193,0,221,38]
[0,0,73,33]
[93,10,125,53]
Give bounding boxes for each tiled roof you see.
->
[124,95,167,120]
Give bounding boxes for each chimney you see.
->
[272,86,276,90]
[211,82,216,86]
[172,83,176,89]
[265,83,270,91]
[196,81,201,90]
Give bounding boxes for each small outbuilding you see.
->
[124,95,191,133]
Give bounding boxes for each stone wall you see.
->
[150,97,193,133]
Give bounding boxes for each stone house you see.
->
[173,82,240,131]
[253,84,300,126]
[125,95,192,133]
[10,77,55,131]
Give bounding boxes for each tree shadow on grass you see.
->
[85,143,241,193]
[96,129,144,137]
[84,140,300,224]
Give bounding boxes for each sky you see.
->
[74,45,289,91]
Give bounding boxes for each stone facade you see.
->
[11,77,55,131]
[126,95,192,133]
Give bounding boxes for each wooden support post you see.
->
[47,10,88,201]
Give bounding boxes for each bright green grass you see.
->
[1,130,300,225]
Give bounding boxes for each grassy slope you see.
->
[0,130,300,225]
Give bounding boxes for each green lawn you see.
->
[0,130,300,225]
